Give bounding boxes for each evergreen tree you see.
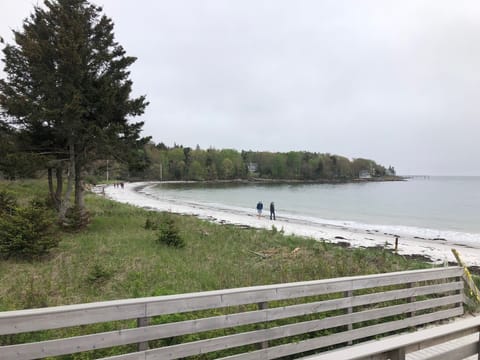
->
[0,0,148,222]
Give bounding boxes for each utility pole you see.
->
[160,163,163,181]
[106,159,109,182]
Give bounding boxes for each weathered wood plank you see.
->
[99,300,462,360]
[419,341,477,360]
[405,328,477,353]
[0,303,147,335]
[298,314,480,360]
[1,308,270,359]
[0,267,466,360]
[216,308,464,360]
[0,268,462,335]
[100,309,472,360]
[2,293,462,360]
[0,290,455,359]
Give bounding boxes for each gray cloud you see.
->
[2,0,480,175]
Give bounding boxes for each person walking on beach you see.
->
[256,201,263,218]
[270,202,276,220]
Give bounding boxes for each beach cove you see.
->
[102,181,480,267]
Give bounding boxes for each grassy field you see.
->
[0,179,432,312]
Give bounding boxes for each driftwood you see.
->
[248,250,269,259]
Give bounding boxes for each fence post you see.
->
[407,282,416,318]
[258,301,269,349]
[344,290,353,345]
[137,316,149,351]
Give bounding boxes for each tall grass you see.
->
[0,179,429,311]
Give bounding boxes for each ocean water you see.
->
[143,177,480,244]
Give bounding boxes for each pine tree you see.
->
[0,0,149,223]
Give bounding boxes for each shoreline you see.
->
[98,181,480,267]
[126,176,406,185]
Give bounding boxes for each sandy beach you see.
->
[99,182,480,267]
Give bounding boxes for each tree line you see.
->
[122,142,396,182]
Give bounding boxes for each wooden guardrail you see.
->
[0,267,465,359]
[303,314,480,360]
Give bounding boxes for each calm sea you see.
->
[144,177,480,242]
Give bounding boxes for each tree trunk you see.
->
[74,157,84,211]
[59,143,75,222]
[48,166,64,212]
[71,151,89,229]
[47,167,56,207]
[55,166,63,209]
[47,165,63,212]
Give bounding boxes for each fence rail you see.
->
[0,267,466,360]
[303,315,480,360]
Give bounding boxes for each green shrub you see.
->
[157,214,184,248]
[145,213,184,247]
[87,263,113,285]
[144,217,158,230]
[271,225,278,234]
[0,190,17,216]
[0,199,59,259]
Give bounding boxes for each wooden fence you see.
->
[0,266,466,359]
[303,315,480,360]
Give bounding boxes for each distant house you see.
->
[247,162,258,174]
[359,169,371,179]
[386,166,396,176]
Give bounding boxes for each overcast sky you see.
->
[2,1,480,175]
